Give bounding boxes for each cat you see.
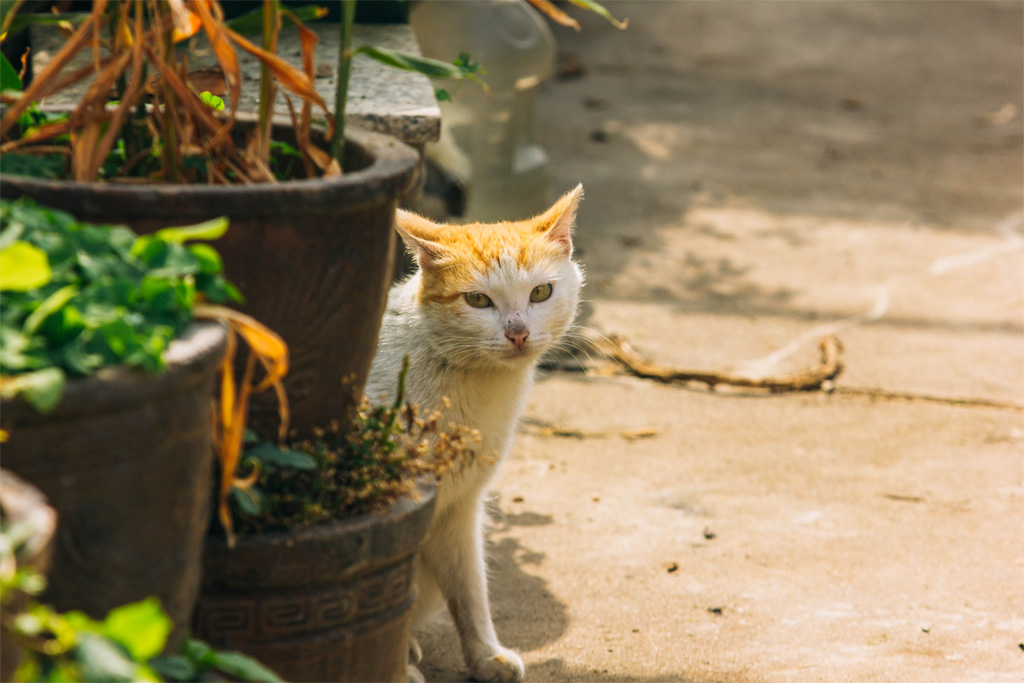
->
[364,185,584,682]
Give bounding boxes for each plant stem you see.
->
[157,3,180,183]
[257,0,279,163]
[331,0,356,168]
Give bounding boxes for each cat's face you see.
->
[397,185,584,370]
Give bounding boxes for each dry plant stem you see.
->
[256,0,278,163]
[596,334,844,392]
[0,1,105,138]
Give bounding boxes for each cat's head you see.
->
[396,185,584,369]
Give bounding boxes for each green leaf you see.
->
[0,1,16,34]
[188,243,223,275]
[23,284,78,334]
[565,0,629,29]
[230,486,264,515]
[199,91,226,111]
[150,654,200,682]
[0,52,22,92]
[0,152,66,180]
[100,597,172,661]
[247,442,318,470]
[75,632,138,682]
[153,216,229,244]
[5,11,91,36]
[130,235,169,265]
[0,241,52,291]
[434,88,452,103]
[354,45,486,85]
[226,4,328,35]
[203,649,283,682]
[0,367,67,412]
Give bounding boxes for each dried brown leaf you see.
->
[527,0,581,31]
[0,7,101,138]
[225,26,328,114]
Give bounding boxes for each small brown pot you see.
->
[0,322,228,652]
[0,123,421,440]
[193,481,436,683]
[0,470,58,682]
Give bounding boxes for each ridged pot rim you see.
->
[0,122,421,220]
[208,477,437,554]
[0,320,228,424]
[201,478,437,591]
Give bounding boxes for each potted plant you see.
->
[191,359,481,682]
[0,0,485,440]
[0,197,288,650]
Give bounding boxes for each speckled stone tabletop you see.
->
[30,23,441,146]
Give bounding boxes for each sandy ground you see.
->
[415,2,1024,681]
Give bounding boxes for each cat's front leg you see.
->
[421,500,524,682]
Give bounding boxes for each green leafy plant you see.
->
[0,196,290,544]
[7,596,286,683]
[0,495,281,682]
[0,197,240,412]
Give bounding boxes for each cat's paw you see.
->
[468,647,524,682]
[407,662,426,683]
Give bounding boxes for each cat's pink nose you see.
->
[505,327,530,350]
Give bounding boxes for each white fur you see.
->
[365,214,582,682]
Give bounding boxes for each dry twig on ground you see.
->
[592,334,843,393]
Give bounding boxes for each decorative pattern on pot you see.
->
[194,481,436,683]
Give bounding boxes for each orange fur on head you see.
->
[396,185,583,304]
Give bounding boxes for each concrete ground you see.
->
[416,2,1024,681]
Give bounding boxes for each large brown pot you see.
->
[0,322,227,651]
[193,481,436,683]
[0,470,58,682]
[0,123,420,439]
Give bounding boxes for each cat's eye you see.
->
[464,292,493,308]
[530,283,553,303]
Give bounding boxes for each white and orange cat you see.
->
[365,185,584,682]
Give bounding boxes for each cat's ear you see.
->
[534,184,583,256]
[396,209,447,270]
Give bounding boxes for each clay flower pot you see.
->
[193,480,436,683]
[0,322,228,651]
[0,123,420,440]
